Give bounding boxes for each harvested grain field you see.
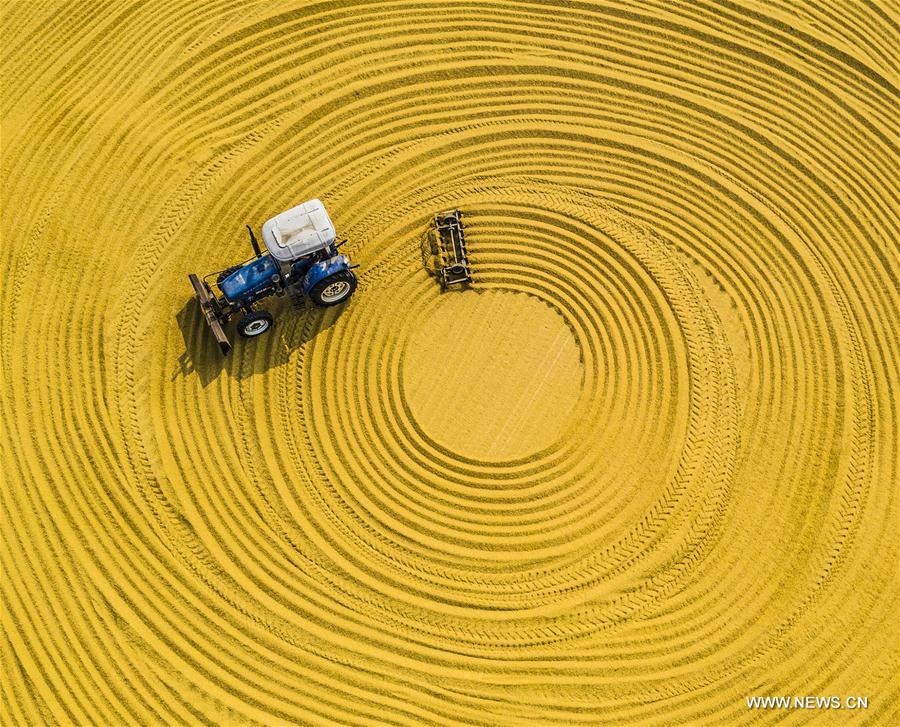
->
[2,1,898,724]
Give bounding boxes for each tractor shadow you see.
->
[173,296,343,387]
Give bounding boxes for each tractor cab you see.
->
[262,198,336,265]
[188,198,358,354]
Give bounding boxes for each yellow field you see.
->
[2,1,898,724]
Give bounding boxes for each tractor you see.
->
[188,198,357,354]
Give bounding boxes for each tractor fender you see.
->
[302,254,351,295]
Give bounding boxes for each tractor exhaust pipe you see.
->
[247,225,263,258]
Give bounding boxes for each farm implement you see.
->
[188,199,357,354]
[428,209,472,287]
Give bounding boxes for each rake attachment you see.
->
[188,273,232,355]
[431,209,472,287]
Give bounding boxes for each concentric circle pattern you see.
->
[2,1,898,725]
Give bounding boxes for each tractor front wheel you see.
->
[309,270,357,307]
[236,311,274,338]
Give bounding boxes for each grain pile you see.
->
[2,1,897,724]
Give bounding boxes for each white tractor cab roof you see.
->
[262,198,336,262]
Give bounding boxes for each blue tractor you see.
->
[188,199,357,354]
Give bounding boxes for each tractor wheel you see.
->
[236,311,274,338]
[308,270,357,307]
[216,265,242,285]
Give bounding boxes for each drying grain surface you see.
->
[403,290,583,460]
[1,1,898,725]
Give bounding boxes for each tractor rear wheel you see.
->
[236,310,274,338]
[309,270,357,307]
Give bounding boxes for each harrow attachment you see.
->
[431,209,472,287]
[188,273,232,355]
